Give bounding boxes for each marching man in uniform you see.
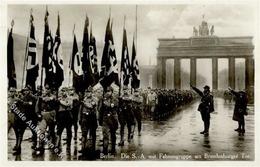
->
[36,85,58,155]
[132,88,143,136]
[118,86,135,146]
[147,89,158,121]
[55,88,73,152]
[79,86,98,154]
[99,86,119,155]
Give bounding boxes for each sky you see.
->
[8,4,256,66]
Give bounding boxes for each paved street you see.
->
[8,98,254,161]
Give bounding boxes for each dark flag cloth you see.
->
[82,14,94,88]
[42,8,55,88]
[7,22,17,90]
[100,18,119,89]
[25,13,39,92]
[70,34,84,93]
[52,13,64,89]
[89,23,99,85]
[131,37,140,89]
[120,28,131,86]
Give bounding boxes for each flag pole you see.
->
[69,24,75,87]
[21,9,33,89]
[109,5,111,19]
[131,5,138,94]
[119,15,126,97]
[40,6,48,94]
[135,5,138,55]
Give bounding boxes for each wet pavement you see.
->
[8,98,254,161]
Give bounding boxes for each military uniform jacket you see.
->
[192,87,214,113]
[16,94,37,113]
[99,95,118,129]
[147,92,157,105]
[132,95,143,110]
[41,94,59,112]
[81,96,98,115]
[80,96,98,129]
[119,94,132,111]
[58,96,73,111]
[230,90,248,116]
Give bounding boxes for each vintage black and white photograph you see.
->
[2,1,259,164]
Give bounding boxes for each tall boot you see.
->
[91,130,96,152]
[13,135,22,155]
[31,132,37,150]
[37,140,45,155]
[79,136,86,154]
[55,135,61,152]
[74,126,78,141]
[118,126,124,146]
[103,137,109,155]
[13,128,19,151]
[131,125,135,139]
[138,119,142,136]
[111,132,116,154]
[127,125,131,142]
[66,130,72,150]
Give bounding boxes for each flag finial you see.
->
[109,5,111,18]
[124,15,126,29]
[85,13,89,27]
[30,9,34,23]
[11,19,14,28]
[90,21,92,36]
[73,24,75,35]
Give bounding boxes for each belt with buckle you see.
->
[106,112,112,116]
[83,111,90,115]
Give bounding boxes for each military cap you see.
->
[86,86,93,92]
[21,85,31,92]
[134,88,140,92]
[25,85,32,90]
[60,87,67,92]
[203,85,210,90]
[68,86,75,91]
[106,86,113,92]
[9,87,16,92]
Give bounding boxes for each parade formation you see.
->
[8,83,197,157]
[7,6,250,160]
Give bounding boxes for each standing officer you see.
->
[99,86,118,155]
[132,88,143,136]
[118,87,135,146]
[79,86,98,154]
[191,85,214,135]
[228,87,248,135]
[55,88,73,152]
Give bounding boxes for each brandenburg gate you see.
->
[157,20,254,91]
